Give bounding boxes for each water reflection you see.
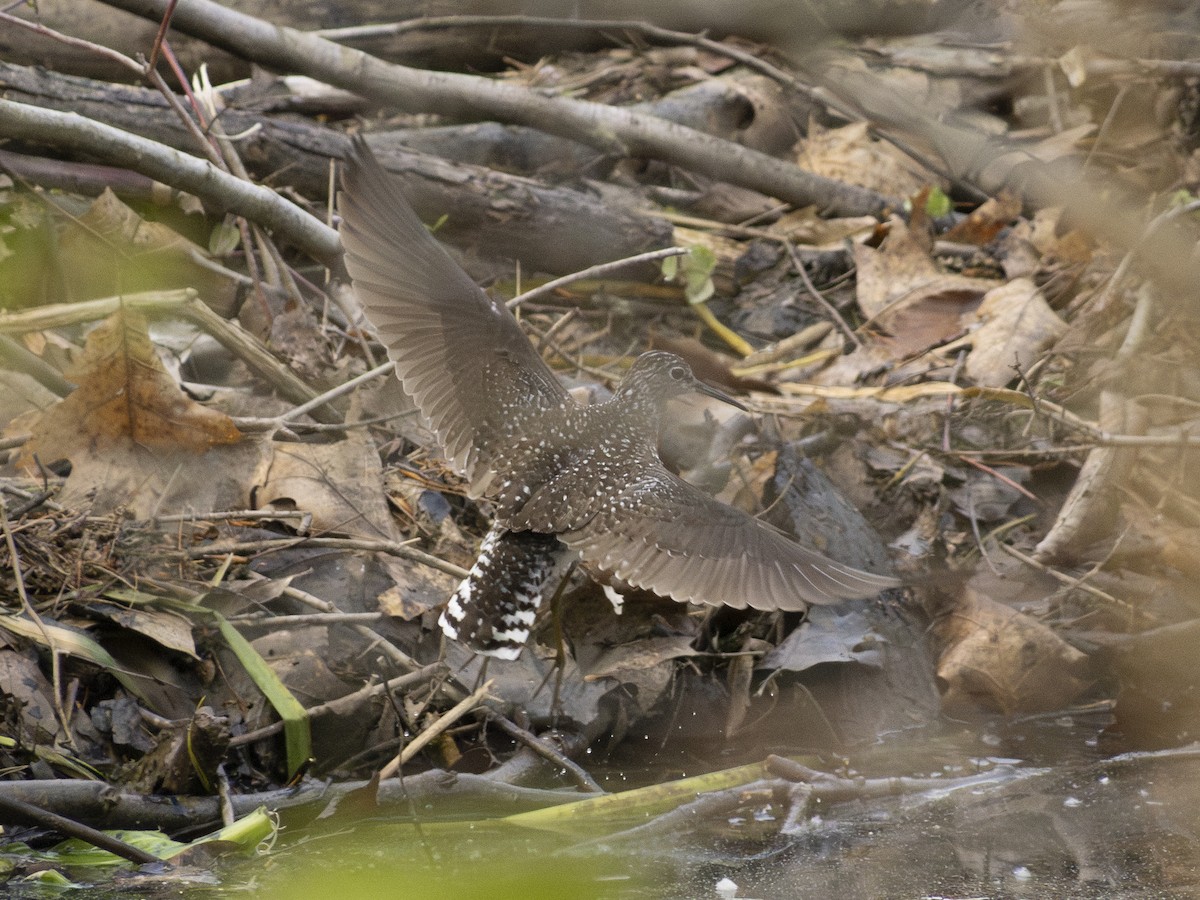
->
[234,718,1200,900]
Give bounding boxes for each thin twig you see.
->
[0,502,72,741]
[185,535,469,580]
[229,663,442,747]
[226,611,384,626]
[276,585,432,679]
[487,715,603,793]
[152,508,310,525]
[785,241,860,349]
[507,247,686,310]
[379,679,494,778]
[0,10,141,74]
[231,361,397,433]
[998,543,1142,615]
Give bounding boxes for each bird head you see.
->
[615,351,747,411]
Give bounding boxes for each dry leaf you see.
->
[22,308,241,460]
[18,308,264,517]
[854,218,999,356]
[257,432,399,541]
[936,587,1089,715]
[59,189,240,315]
[798,120,937,198]
[768,206,878,248]
[963,278,1067,387]
[854,217,996,321]
[942,192,1023,246]
[89,604,198,658]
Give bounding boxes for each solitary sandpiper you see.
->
[339,138,898,659]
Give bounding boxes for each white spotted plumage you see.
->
[340,140,900,660]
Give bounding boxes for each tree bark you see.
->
[0,62,673,277]
[96,0,897,217]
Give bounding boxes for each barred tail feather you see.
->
[440,526,573,659]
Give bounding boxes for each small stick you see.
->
[507,247,687,310]
[0,794,162,865]
[378,679,494,779]
[488,715,603,794]
[785,241,860,350]
[230,663,443,747]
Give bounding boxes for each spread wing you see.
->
[562,465,899,610]
[339,137,569,494]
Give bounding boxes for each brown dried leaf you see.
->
[17,308,263,517]
[89,603,198,658]
[798,120,936,198]
[855,217,994,320]
[943,192,1023,246]
[58,190,239,314]
[21,308,241,462]
[768,207,877,248]
[257,432,398,541]
[936,587,1089,715]
[963,278,1067,387]
[854,218,998,356]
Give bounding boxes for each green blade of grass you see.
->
[0,614,151,704]
[212,612,311,777]
[504,760,770,833]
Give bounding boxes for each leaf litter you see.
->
[1,4,1200,893]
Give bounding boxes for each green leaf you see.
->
[212,613,311,777]
[506,760,770,834]
[208,216,241,257]
[686,245,717,276]
[925,186,952,218]
[660,254,678,280]
[681,245,717,305]
[686,272,714,304]
[0,615,151,704]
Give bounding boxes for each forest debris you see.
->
[121,707,230,795]
[936,587,1090,715]
[798,119,939,198]
[21,308,239,456]
[948,467,1029,525]
[378,679,494,779]
[445,639,612,729]
[0,98,341,265]
[86,601,197,658]
[767,206,877,247]
[962,278,1067,387]
[98,0,895,216]
[213,613,311,778]
[58,189,240,316]
[760,607,885,672]
[853,219,998,348]
[0,612,153,704]
[942,191,1022,245]
[256,431,399,542]
[0,645,63,745]
[16,308,269,517]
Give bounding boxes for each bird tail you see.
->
[440,526,572,659]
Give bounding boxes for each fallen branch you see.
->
[0,771,581,832]
[0,100,339,265]
[379,679,494,779]
[99,0,896,217]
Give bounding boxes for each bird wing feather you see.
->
[562,464,899,610]
[339,138,569,493]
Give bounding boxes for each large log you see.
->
[1,1,964,82]
[0,62,673,277]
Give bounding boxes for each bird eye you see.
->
[668,366,687,380]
